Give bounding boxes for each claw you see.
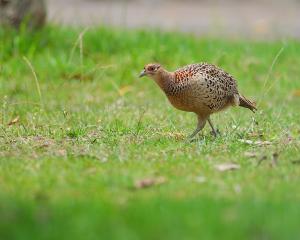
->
[210,129,221,137]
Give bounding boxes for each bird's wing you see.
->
[191,63,239,111]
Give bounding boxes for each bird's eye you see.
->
[148,67,154,71]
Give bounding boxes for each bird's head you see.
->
[139,63,162,79]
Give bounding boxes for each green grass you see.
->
[0,26,300,240]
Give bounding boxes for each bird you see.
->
[139,62,257,138]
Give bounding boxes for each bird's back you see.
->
[165,63,239,114]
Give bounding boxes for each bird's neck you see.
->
[153,70,175,94]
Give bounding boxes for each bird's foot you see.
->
[210,129,221,137]
[186,133,205,143]
[186,135,197,143]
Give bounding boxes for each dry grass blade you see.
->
[69,27,89,64]
[258,44,286,106]
[23,56,43,107]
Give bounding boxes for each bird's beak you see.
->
[139,70,146,78]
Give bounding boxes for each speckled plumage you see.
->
[139,62,256,138]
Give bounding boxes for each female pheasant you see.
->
[139,63,257,138]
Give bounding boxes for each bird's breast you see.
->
[167,94,193,112]
[166,92,210,114]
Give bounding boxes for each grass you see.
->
[0,26,300,240]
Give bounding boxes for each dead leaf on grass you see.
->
[134,176,166,189]
[248,132,264,138]
[118,85,132,96]
[195,176,206,183]
[215,163,240,172]
[161,132,185,140]
[38,141,54,148]
[8,116,20,126]
[239,139,271,146]
[292,90,300,97]
[244,151,257,158]
[56,149,67,157]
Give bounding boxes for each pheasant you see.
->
[139,63,257,138]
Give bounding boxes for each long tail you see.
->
[239,94,257,113]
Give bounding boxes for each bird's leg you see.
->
[208,117,219,137]
[189,116,207,139]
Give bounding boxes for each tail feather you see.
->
[239,95,257,113]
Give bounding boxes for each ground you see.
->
[0,26,300,239]
[47,0,300,39]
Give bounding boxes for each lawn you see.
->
[0,26,300,240]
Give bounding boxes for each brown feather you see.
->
[239,95,257,113]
